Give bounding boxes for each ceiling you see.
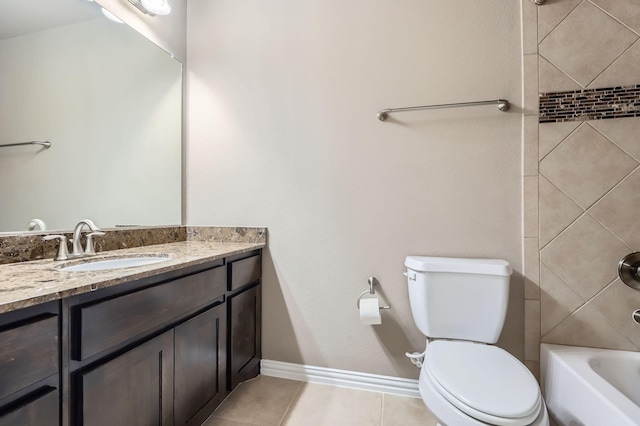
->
[0,0,102,40]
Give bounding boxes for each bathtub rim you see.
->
[540,343,640,426]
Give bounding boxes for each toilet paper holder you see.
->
[356,277,391,310]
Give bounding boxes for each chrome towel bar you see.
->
[377,99,510,121]
[0,141,51,149]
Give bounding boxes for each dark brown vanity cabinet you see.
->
[0,302,60,426]
[70,261,229,426]
[0,249,262,426]
[76,303,227,426]
[227,252,262,389]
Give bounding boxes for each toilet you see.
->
[405,256,549,426]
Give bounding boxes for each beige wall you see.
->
[522,0,640,376]
[186,0,523,378]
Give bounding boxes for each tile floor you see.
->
[202,376,439,426]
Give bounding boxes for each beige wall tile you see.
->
[522,0,538,55]
[535,103,640,353]
[524,360,540,383]
[282,383,381,426]
[540,264,584,335]
[539,123,638,209]
[590,117,640,161]
[382,394,438,426]
[525,300,540,361]
[523,115,539,176]
[524,237,540,300]
[540,214,631,301]
[542,304,637,350]
[213,376,302,426]
[590,41,640,89]
[539,56,583,93]
[591,0,640,34]
[500,273,526,361]
[539,121,580,161]
[591,169,640,249]
[538,176,583,248]
[523,54,539,115]
[591,279,640,349]
[538,0,581,43]
[524,176,539,238]
[539,1,638,86]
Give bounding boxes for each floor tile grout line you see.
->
[276,380,304,426]
[380,392,385,426]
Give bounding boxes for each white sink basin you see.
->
[58,255,169,272]
[541,344,640,426]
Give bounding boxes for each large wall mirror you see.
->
[0,0,182,233]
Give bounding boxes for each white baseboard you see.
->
[260,359,420,398]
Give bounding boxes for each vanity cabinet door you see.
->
[228,283,262,389]
[77,331,174,426]
[174,303,227,426]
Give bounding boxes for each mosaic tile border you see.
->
[539,85,640,123]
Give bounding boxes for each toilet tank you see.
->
[405,256,512,344]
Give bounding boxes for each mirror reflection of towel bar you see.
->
[0,141,51,149]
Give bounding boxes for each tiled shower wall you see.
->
[522,0,640,377]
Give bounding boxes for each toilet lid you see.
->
[425,340,541,423]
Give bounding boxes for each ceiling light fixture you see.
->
[128,0,171,16]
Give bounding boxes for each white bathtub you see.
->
[541,344,640,426]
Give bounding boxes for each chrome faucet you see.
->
[42,219,105,261]
[71,219,104,258]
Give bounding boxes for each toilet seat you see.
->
[424,340,542,426]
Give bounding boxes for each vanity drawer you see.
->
[0,315,58,401]
[0,387,58,426]
[76,266,226,360]
[229,255,261,291]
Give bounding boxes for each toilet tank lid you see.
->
[405,256,512,276]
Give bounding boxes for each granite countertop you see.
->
[0,241,265,314]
